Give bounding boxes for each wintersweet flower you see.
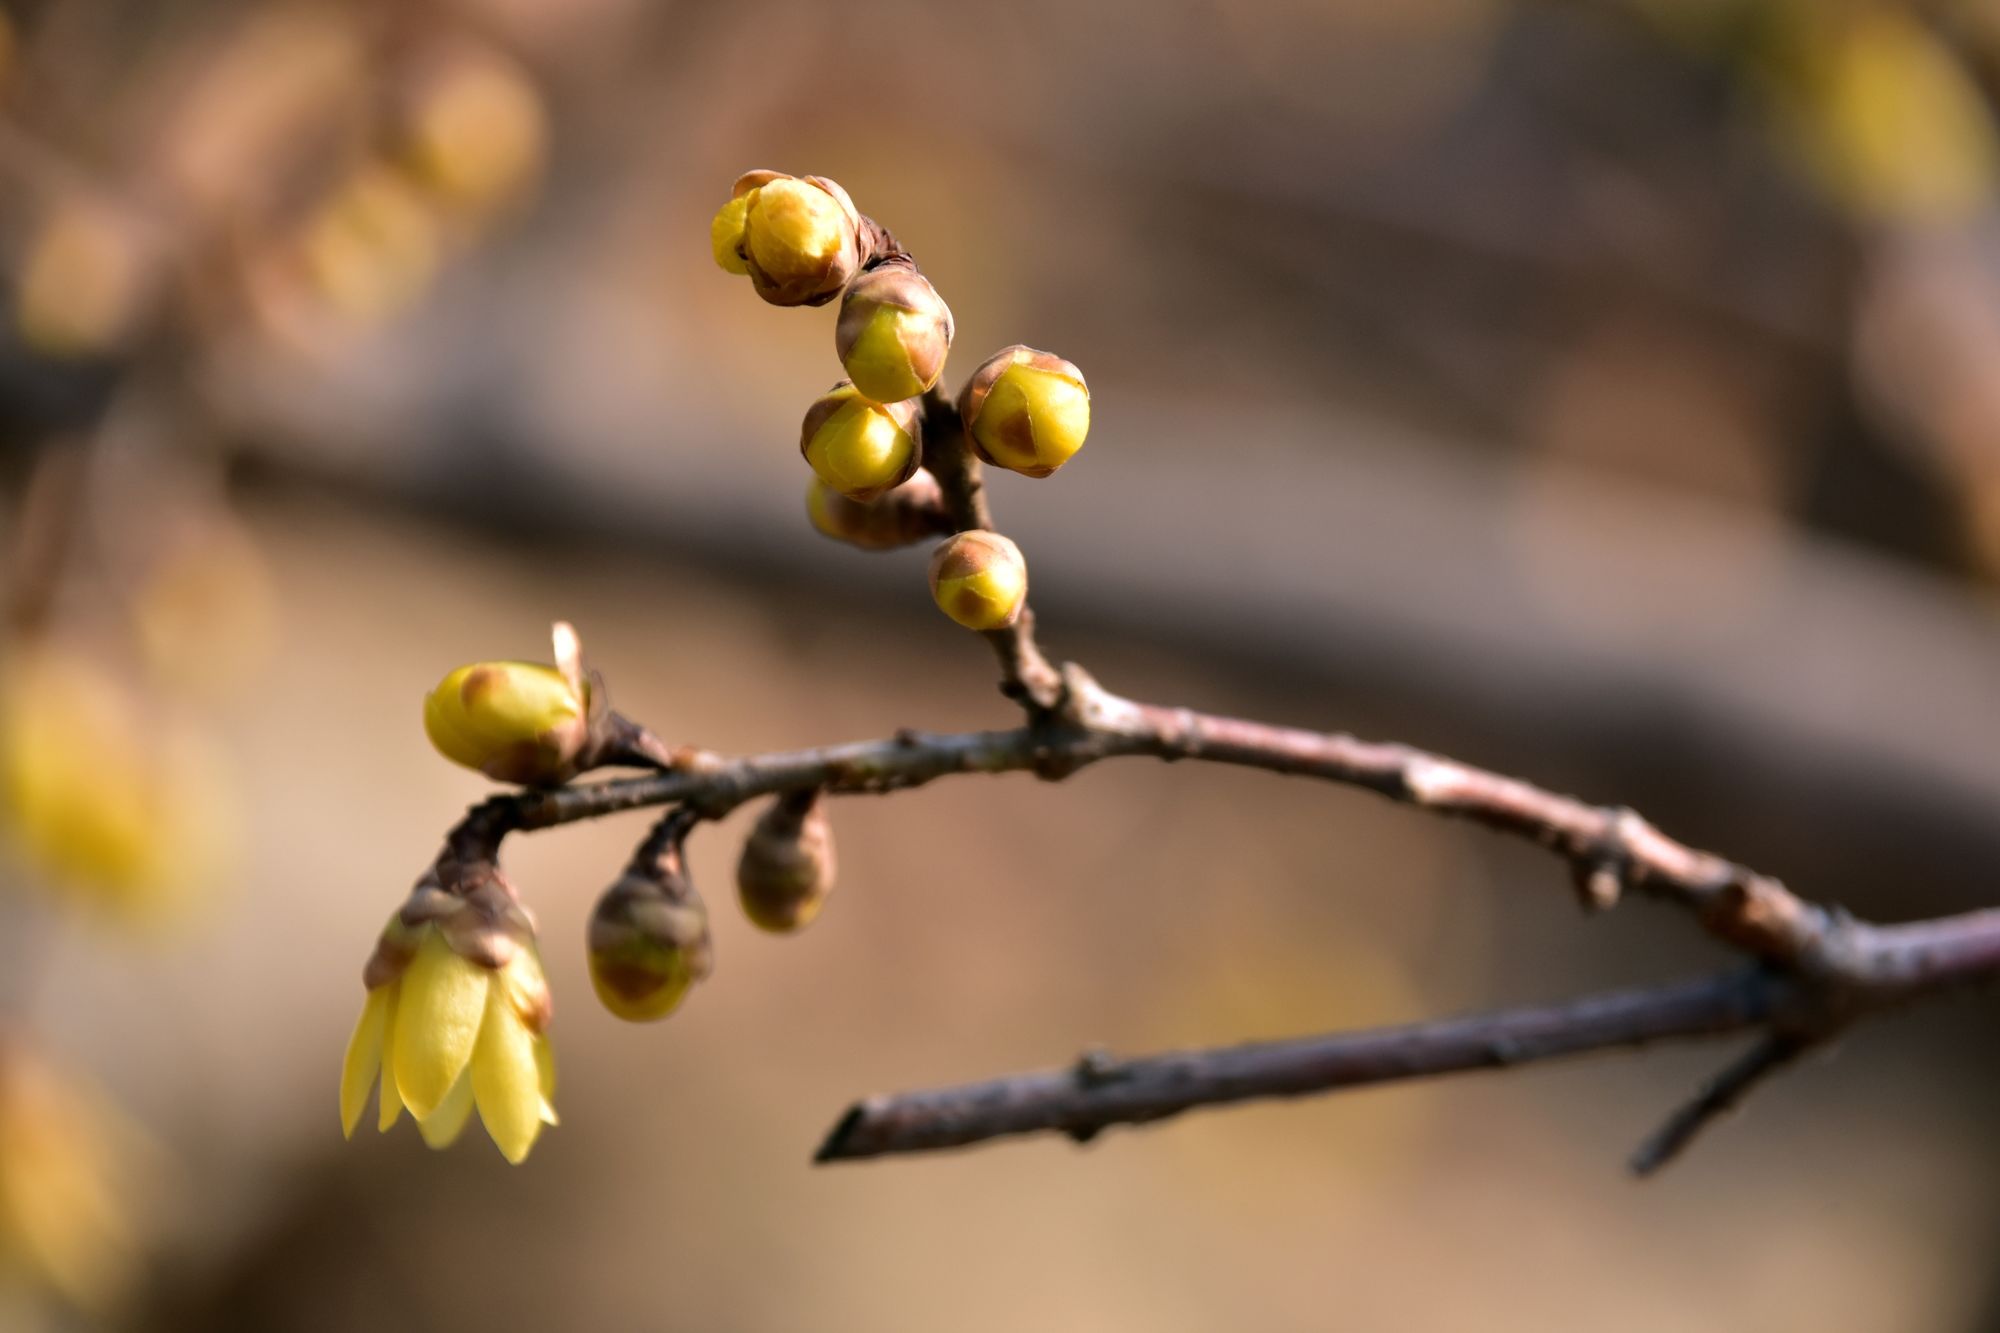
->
[341,867,556,1164]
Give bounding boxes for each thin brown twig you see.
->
[1627,1032,1815,1178]
[918,388,1064,711]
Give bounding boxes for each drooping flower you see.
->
[341,866,556,1164]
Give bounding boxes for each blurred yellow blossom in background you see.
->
[0,647,239,925]
[0,1046,153,1313]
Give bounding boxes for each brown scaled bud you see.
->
[736,789,837,933]
[730,171,862,307]
[806,470,951,550]
[801,381,922,501]
[958,345,1090,478]
[835,259,953,403]
[928,530,1028,631]
[587,856,713,1023]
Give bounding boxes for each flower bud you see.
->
[958,346,1090,478]
[588,867,713,1022]
[732,172,862,307]
[928,530,1028,630]
[805,470,950,550]
[835,259,953,403]
[710,193,751,274]
[422,622,591,785]
[800,381,921,501]
[736,790,837,933]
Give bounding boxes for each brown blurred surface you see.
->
[1,0,1998,1328]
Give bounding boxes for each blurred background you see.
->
[0,0,1997,1328]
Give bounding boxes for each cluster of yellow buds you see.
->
[709,169,1096,639]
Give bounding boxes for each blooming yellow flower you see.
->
[341,877,556,1164]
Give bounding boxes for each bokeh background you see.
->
[1,0,1998,1329]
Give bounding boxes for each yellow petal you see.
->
[339,986,391,1138]
[391,932,491,1119]
[416,1069,475,1149]
[534,1034,558,1126]
[471,988,544,1164]
[376,985,406,1132]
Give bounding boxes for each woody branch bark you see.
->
[436,665,2000,1170]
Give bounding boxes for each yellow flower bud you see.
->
[928,530,1028,630]
[734,172,862,307]
[736,790,837,933]
[710,193,751,274]
[800,381,921,501]
[587,869,713,1022]
[958,345,1090,478]
[422,623,591,785]
[835,260,954,403]
[805,470,950,550]
[342,867,556,1164]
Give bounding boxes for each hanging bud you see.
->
[423,621,592,785]
[736,789,837,933]
[588,831,713,1022]
[958,346,1090,478]
[800,381,921,501]
[929,530,1028,630]
[835,259,954,403]
[806,470,950,550]
[726,171,863,307]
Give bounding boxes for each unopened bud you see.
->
[736,790,837,933]
[835,259,953,403]
[710,194,751,274]
[422,622,591,785]
[806,470,949,550]
[587,865,712,1022]
[801,381,921,501]
[928,530,1028,631]
[729,172,862,307]
[958,346,1090,478]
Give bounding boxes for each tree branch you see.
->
[813,968,1788,1162]
[813,903,2000,1164]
